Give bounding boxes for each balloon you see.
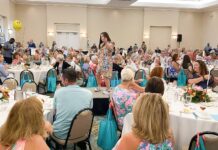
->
[13,20,22,31]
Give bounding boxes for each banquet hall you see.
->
[0,0,218,150]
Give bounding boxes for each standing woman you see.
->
[96,32,114,91]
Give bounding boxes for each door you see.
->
[56,32,80,49]
[149,26,171,51]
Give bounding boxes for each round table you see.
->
[8,66,52,85]
[122,89,218,150]
[0,91,54,127]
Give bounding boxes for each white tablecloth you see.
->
[122,89,218,150]
[0,93,54,127]
[8,66,51,85]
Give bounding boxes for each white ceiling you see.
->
[14,0,218,9]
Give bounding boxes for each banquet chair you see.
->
[134,69,147,87]
[38,69,57,94]
[50,108,94,150]
[2,78,18,90]
[110,71,120,87]
[22,81,37,93]
[211,68,218,92]
[188,131,218,150]
[20,70,34,87]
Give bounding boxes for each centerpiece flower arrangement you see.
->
[184,85,210,103]
[0,88,10,101]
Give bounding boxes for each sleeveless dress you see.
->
[7,140,26,150]
[137,140,173,150]
[97,45,113,79]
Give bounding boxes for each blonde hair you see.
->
[0,97,45,147]
[132,93,170,144]
[121,68,135,82]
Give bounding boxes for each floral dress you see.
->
[97,45,113,78]
[112,86,137,127]
[137,140,173,150]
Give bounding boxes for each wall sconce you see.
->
[80,33,87,38]
[48,32,54,36]
[144,35,149,39]
[172,35,177,39]
[8,29,13,35]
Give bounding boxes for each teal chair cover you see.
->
[135,69,147,87]
[86,71,98,87]
[20,71,32,87]
[110,71,120,87]
[177,69,187,86]
[47,69,57,92]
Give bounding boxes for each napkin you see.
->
[211,115,218,121]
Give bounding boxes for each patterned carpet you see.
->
[90,116,105,150]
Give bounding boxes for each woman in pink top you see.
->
[0,97,52,150]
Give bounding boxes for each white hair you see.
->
[121,68,135,82]
[91,55,98,61]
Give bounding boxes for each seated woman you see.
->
[89,55,98,75]
[182,54,194,79]
[0,97,52,150]
[113,55,123,80]
[168,53,181,81]
[33,50,42,65]
[148,66,164,79]
[188,60,212,89]
[12,52,22,65]
[145,76,165,95]
[150,56,162,72]
[115,93,174,150]
[53,54,71,76]
[112,68,144,128]
[0,54,9,82]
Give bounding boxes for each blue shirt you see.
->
[0,63,9,81]
[3,41,14,58]
[53,85,93,140]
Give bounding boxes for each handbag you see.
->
[97,108,118,150]
[195,134,206,150]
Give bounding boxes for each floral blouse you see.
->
[112,86,137,127]
[137,140,173,150]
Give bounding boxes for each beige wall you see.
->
[12,3,218,50]
[202,10,218,48]
[143,9,179,49]
[15,4,47,47]
[0,0,15,40]
[87,7,144,48]
[46,5,87,49]
[178,11,203,50]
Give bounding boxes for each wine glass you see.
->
[184,95,192,107]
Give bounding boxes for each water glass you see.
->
[184,95,192,106]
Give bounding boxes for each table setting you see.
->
[0,87,54,127]
[7,63,52,84]
[122,83,218,150]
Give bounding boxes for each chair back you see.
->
[3,78,18,90]
[135,69,147,87]
[134,69,145,80]
[211,68,218,92]
[20,70,34,87]
[22,81,37,93]
[65,108,94,145]
[86,71,98,87]
[189,131,218,150]
[46,69,57,92]
[110,71,120,87]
